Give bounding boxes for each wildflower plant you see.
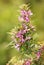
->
[7,4,44,65]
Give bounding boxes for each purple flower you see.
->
[40,46,44,51]
[16,29,27,38]
[16,30,22,38]
[15,44,20,51]
[28,10,33,16]
[23,60,31,65]
[20,10,26,16]
[19,9,32,22]
[20,38,25,43]
[22,29,27,34]
[25,16,29,22]
[36,51,41,60]
[16,30,25,44]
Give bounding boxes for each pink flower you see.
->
[15,44,20,51]
[16,30,22,38]
[20,37,25,43]
[40,46,44,51]
[21,29,27,34]
[20,10,26,16]
[16,31,25,43]
[25,16,29,22]
[16,28,27,38]
[36,51,41,60]
[19,10,31,22]
[23,60,31,65]
[28,10,33,16]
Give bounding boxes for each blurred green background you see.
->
[0,0,44,65]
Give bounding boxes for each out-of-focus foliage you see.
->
[0,0,44,65]
[0,0,23,65]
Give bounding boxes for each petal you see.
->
[18,16,24,21]
[25,17,29,22]
[28,10,33,16]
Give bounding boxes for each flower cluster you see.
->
[18,4,33,22]
[19,10,33,22]
[7,4,44,65]
[14,23,35,51]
